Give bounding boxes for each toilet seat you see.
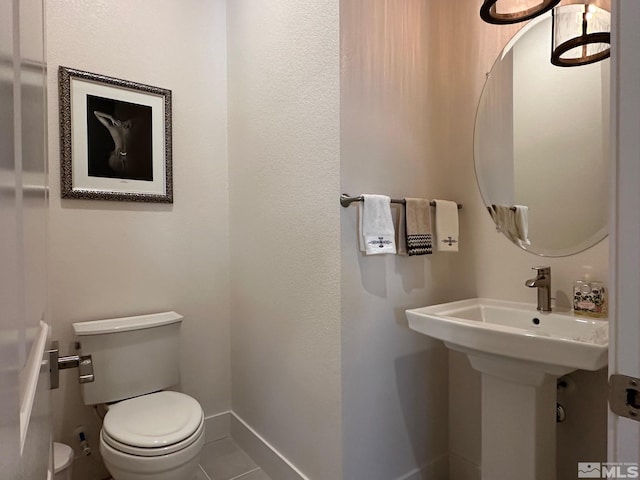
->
[101,420,204,457]
[102,391,204,456]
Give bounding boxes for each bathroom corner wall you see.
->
[432,0,609,477]
[340,1,456,478]
[46,1,230,479]
[227,1,342,479]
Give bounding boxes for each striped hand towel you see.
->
[405,198,433,256]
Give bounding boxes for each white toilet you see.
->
[72,312,205,480]
[53,442,73,480]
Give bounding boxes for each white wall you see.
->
[340,1,458,478]
[434,1,609,478]
[227,1,342,479]
[46,2,230,479]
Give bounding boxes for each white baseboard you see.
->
[230,412,309,480]
[204,411,231,444]
[205,412,450,480]
[203,411,306,479]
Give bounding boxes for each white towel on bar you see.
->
[434,199,459,252]
[358,194,396,255]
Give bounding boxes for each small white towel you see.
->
[513,205,531,245]
[434,199,459,252]
[358,194,396,255]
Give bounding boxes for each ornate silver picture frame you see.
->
[59,67,173,202]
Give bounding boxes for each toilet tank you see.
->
[72,312,182,405]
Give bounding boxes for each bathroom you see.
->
[3,0,638,479]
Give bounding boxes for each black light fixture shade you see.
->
[480,0,561,25]
[551,3,610,67]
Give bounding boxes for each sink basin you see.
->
[406,298,608,377]
[406,298,608,480]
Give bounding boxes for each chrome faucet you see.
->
[525,266,551,312]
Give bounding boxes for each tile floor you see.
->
[195,437,272,480]
[101,436,269,480]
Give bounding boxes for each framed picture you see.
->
[59,66,173,202]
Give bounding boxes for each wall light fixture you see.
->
[551,1,610,67]
[480,0,561,25]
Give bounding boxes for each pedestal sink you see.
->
[405,298,608,480]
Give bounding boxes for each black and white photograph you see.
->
[59,66,172,202]
[87,95,153,181]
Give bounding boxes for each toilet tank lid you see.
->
[73,311,183,336]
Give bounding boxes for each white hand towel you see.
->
[359,194,396,255]
[513,205,531,245]
[434,199,459,252]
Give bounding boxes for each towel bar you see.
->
[488,205,517,212]
[340,194,462,209]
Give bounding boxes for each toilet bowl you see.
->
[72,312,205,480]
[99,391,204,480]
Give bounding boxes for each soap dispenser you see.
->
[573,266,607,318]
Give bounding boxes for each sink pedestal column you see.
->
[481,373,556,480]
[407,299,608,480]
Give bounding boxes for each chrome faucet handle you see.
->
[532,266,550,274]
[527,266,552,312]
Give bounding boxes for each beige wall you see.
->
[340,1,456,479]
[46,1,230,479]
[445,2,609,307]
[432,1,609,477]
[227,1,342,479]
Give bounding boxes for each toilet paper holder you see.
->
[48,340,94,390]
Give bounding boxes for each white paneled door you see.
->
[0,0,51,479]
[610,0,640,468]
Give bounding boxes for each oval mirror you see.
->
[474,13,609,257]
